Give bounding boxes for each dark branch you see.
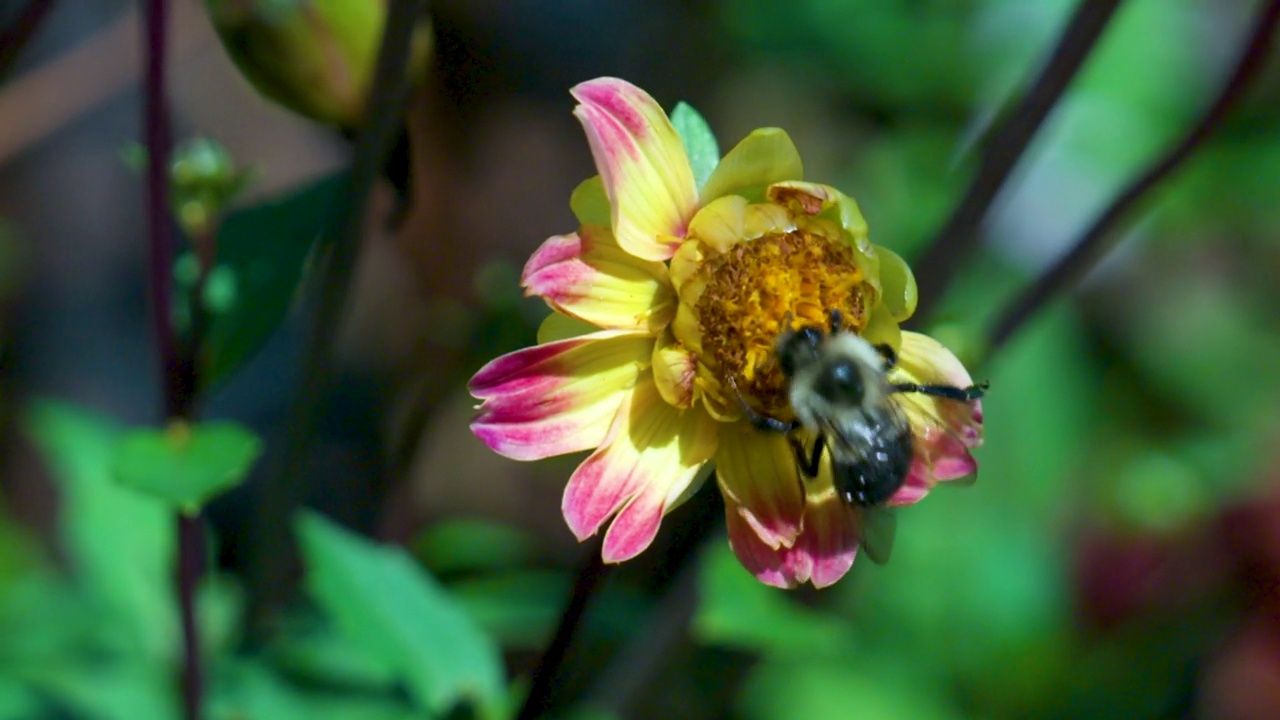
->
[0,0,60,81]
[913,0,1124,321]
[141,2,204,719]
[249,0,428,625]
[988,0,1280,352]
[517,537,609,720]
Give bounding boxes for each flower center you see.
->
[694,228,870,415]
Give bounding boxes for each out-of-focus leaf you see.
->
[296,511,507,719]
[0,678,40,718]
[113,421,263,513]
[200,172,348,389]
[672,102,721,192]
[449,569,567,649]
[200,575,245,659]
[693,544,853,656]
[415,519,545,576]
[739,657,962,720]
[24,401,176,661]
[28,663,175,720]
[266,617,398,691]
[211,659,422,720]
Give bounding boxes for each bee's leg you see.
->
[828,308,844,333]
[892,380,989,401]
[790,434,825,479]
[874,343,898,370]
[727,375,799,434]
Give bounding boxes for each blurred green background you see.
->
[2,0,1280,718]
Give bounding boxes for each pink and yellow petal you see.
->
[572,78,697,262]
[562,376,719,561]
[469,331,652,460]
[714,423,803,550]
[522,226,675,333]
[888,331,984,493]
[725,494,861,589]
[700,128,803,204]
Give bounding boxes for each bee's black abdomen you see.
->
[833,425,913,507]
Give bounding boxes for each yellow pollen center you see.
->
[694,229,870,414]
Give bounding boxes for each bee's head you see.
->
[775,325,825,379]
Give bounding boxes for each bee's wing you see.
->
[856,505,897,565]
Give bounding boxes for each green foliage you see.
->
[25,401,178,661]
[694,545,853,657]
[113,421,263,513]
[200,172,348,389]
[671,102,721,192]
[295,511,508,719]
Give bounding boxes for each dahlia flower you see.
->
[469,77,982,588]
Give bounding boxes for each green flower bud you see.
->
[205,0,433,128]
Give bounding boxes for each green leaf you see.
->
[671,101,720,192]
[211,660,422,720]
[24,401,176,661]
[449,570,567,649]
[414,519,544,576]
[0,678,41,718]
[296,511,507,719]
[113,421,263,513]
[200,171,348,389]
[693,544,853,657]
[739,657,962,720]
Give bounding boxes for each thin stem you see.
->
[987,0,1280,352]
[517,538,609,720]
[0,0,60,80]
[912,0,1124,321]
[518,483,723,719]
[248,0,427,625]
[141,1,202,719]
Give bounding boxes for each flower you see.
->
[468,78,983,588]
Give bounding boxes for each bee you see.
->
[730,309,987,563]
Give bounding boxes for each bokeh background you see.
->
[3,0,1280,718]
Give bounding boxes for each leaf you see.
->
[113,421,263,513]
[296,511,507,719]
[200,172,348,389]
[739,657,962,720]
[449,570,567,649]
[671,101,720,192]
[24,401,176,661]
[0,678,41,718]
[414,519,544,576]
[211,660,422,720]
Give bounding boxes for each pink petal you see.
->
[562,377,718,559]
[714,424,803,550]
[468,331,651,460]
[571,78,697,262]
[791,499,860,588]
[522,226,675,333]
[888,331,986,498]
[725,493,861,589]
[724,507,795,589]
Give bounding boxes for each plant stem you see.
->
[912,0,1124,321]
[517,538,608,720]
[248,0,426,627]
[141,1,203,718]
[0,0,60,80]
[987,0,1280,353]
